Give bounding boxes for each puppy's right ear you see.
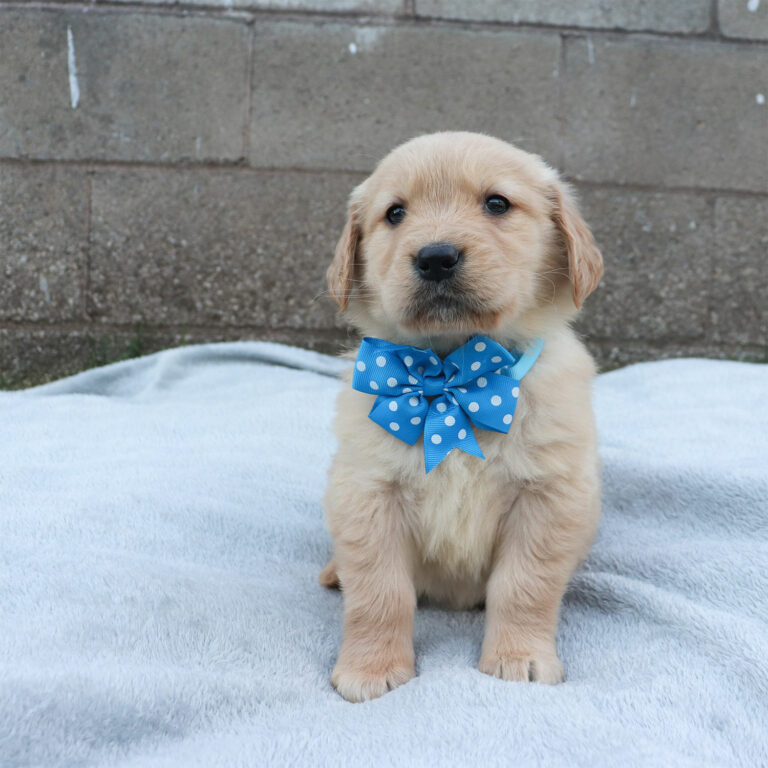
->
[327,186,365,312]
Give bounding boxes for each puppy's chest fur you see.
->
[406,443,518,607]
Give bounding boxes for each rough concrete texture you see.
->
[106,0,405,9]
[89,169,362,327]
[719,0,768,40]
[0,326,354,389]
[0,4,767,387]
[250,21,562,171]
[710,197,768,345]
[587,339,768,371]
[563,37,768,193]
[0,10,250,162]
[574,188,715,342]
[416,0,712,33]
[0,166,88,322]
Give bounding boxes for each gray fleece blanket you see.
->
[1,342,766,768]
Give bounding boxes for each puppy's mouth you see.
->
[402,281,499,332]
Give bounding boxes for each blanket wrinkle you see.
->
[0,343,766,768]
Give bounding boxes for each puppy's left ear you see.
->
[549,181,603,309]
[327,184,365,312]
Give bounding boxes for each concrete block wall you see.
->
[0,0,766,386]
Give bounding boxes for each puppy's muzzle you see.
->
[415,242,463,283]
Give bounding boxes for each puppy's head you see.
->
[327,132,602,347]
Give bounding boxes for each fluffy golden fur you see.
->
[322,132,604,702]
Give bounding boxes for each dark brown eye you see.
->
[386,205,406,225]
[484,195,511,216]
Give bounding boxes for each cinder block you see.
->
[89,169,363,327]
[573,187,715,342]
[710,197,768,345]
[250,21,562,171]
[0,10,250,162]
[0,326,351,389]
[719,0,768,40]
[0,166,88,322]
[0,328,97,389]
[585,339,765,371]
[416,0,711,33]
[563,37,768,192]
[105,0,404,9]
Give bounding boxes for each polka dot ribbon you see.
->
[352,335,544,473]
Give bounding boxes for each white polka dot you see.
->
[458,429,467,439]
[445,415,455,426]
[429,356,438,365]
[477,376,487,388]
[491,355,502,363]
[512,387,520,398]
[409,397,419,407]
[376,356,386,367]
[503,414,513,424]
[458,387,467,393]
[387,377,397,387]
[471,361,481,371]
[451,396,458,405]
[431,434,442,445]
[389,422,400,431]
[468,401,479,412]
[474,341,486,352]
[370,381,379,390]
[404,355,413,366]
[402,387,412,393]
[356,361,366,371]
[491,395,502,406]
[410,416,421,425]
[408,375,418,385]
[436,402,447,413]
[389,401,398,412]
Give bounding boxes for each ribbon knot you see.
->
[351,335,543,473]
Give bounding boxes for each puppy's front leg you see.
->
[326,482,416,702]
[480,481,599,684]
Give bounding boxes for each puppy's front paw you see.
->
[479,650,564,685]
[331,659,414,702]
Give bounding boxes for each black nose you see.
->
[415,242,462,282]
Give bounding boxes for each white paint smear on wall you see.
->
[39,275,51,304]
[67,26,80,110]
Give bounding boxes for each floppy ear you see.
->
[327,192,364,312]
[550,181,603,309]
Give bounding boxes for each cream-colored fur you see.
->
[322,132,604,702]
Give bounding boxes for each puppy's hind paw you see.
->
[479,651,564,685]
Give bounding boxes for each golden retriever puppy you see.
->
[321,131,603,702]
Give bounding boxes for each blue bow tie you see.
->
[352,335,544,473]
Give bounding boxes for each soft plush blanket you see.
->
[1,342,766,768]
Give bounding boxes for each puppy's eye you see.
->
[386,205,406,226]
[484,195,511,216]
